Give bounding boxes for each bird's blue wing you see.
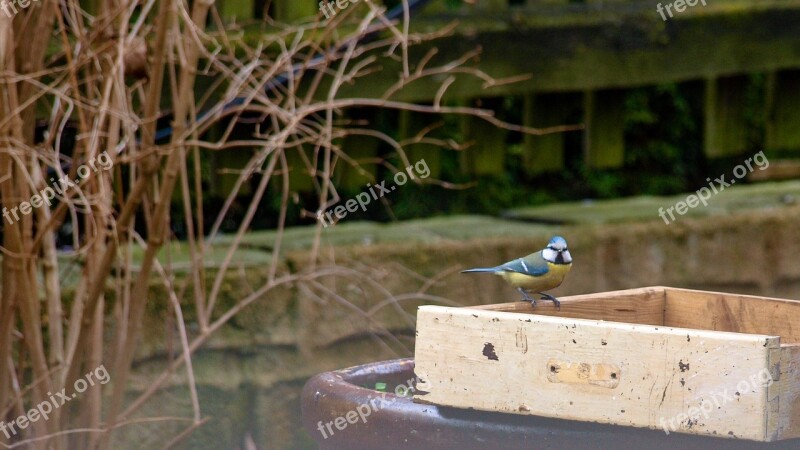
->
[498,254,549,277]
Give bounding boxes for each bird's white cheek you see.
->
[542,248,558,262]
[562,250,572,263]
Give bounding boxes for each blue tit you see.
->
[461,236,572,308]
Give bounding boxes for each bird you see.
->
[461,236,572,308]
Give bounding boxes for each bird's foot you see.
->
[537,292,561,310]
[518,288,537,307]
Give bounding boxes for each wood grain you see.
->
[469,286,666,326]
[664,287,800,343]
[769,344,800,440]
[415,305,781,441]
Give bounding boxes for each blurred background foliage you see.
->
[176,75,775,235]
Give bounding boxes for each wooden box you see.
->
[413,287,800,441]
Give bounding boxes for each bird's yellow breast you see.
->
[498,262,572,291]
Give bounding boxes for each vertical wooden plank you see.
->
[335,135,379,191]
[205,124,222,199]
[584,89,625,168]
[415,305,779,441]
[523,92,566,174]
[334,109,380,190]
[286,147,315,192]
[398,109,442,179]
[704,76,749,158]
[276,0,318,22]
[219,0,255,21]
[766,70,800,154]
[460,98,507,176]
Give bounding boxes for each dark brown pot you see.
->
[302,358,800,450]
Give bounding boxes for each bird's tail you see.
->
[461,267,498,274]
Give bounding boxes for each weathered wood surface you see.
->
[664,287,800,344]
[415,286,800,441]
[470,286,665,326]
[770,344,800,440]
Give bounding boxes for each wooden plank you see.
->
[460,98,507,176]
[275,0,318,22]
[398,109,442,179]
[414,305,780,440]
[770,345,800,440]
[335,134,379,191]
[335,108,383,190]
[664,287,800,344]
[704,76,749,158]
[766,70,800,153]
[522,92,567,174]
[584,89,625,168]
[285,147,315,192]
[469,286,666,326]
[220,0,255,21]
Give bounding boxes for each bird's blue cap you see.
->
[549,236,567,246]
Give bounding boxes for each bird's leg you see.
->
[537,292,561,310]
[517,288,537,307]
